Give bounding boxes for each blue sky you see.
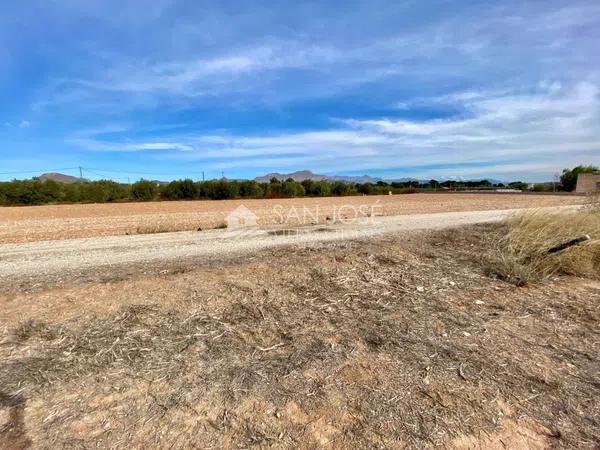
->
[1,0,599,182]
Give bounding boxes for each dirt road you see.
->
[0,206,576,291]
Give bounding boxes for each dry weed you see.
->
[487,210,600,285]
[584,192,600,213]
[134,221,227,235]
[1,227,599,447]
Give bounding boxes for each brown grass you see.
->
[1,224,599,448]
[0,193,582,244]
[584,192,600,213]
[486,210,600,285]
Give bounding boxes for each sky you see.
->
[0,0,599,182]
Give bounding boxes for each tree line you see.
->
[0,165,595,206]
[0,178,418,205]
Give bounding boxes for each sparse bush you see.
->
[486,210,600,285]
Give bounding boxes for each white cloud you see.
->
[18,120,31,128]
[70,80,600,181]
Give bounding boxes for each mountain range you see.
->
[254,170,384,184]
[31,171,505,185]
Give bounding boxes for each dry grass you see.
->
[1,224,599,447]
[0,193,582,244]
[486,210,600,285]
[133,221,227,234]
[584,192,600,213]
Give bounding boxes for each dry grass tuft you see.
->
[134,221,227,235]
[584,192,600,213]
[134,222,196,235]
[486,210,600,285]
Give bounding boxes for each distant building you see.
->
[575,173,600,193]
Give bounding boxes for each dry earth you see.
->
[1,208,561,293]
[0,224,598,449]
[0,193,581,244]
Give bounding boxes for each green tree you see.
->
[508,181,528,191]
[282,180,305,197]
[331,181,349,196]
[560,165,599,192]
[161,179,197,199]
[239,180,264,198]
[131,180,158,201]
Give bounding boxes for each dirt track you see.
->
[0,193,581,244]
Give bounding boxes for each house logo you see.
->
[224,205,259,237]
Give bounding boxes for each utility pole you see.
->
[202,171,205,181]
[79,166,83,180]
[221,171,224,179]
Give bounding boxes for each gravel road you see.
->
[0,207,574,291]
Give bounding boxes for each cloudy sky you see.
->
[1,0,599,181]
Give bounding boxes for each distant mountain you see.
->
[254,170,327,182]
[37,172,84,184]
[254,170,381,184]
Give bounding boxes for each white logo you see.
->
[224,205,259,238]
[226,205,258,229]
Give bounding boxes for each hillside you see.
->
[37,172,83,184]
[254,170,381,183]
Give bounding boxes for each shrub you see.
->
[238,180,264,198]
[161,179,198,200]
[282,180,305,197]
[486,210,600,285]
[131,180,158,201]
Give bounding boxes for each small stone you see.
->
[463,331,471,337]
[475,300,484,305]
[416,286,425,292]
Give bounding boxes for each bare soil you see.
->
[1,224,598,448]
[0,193,581,244]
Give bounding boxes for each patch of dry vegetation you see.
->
[485,210,600,285]
[1,225,599,448]
[0,193,583,244]
[584,192,600,213]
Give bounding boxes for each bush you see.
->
[486,210,600,285]
[282,180,305,197]
[238,180,264,198]
[131,180,158,201]
[160,179,197,200]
